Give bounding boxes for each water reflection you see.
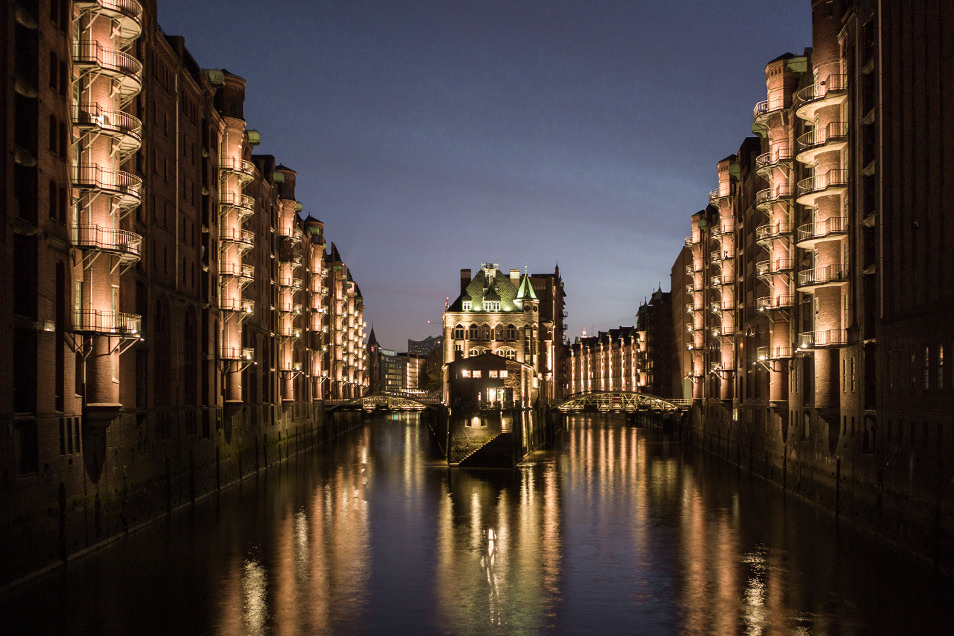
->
[2,412,952,635]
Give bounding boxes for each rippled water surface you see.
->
[3,413,953,635]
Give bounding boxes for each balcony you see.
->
[73,309,140,336]
[755,220,793,245]
[72,40,142,100]
[710,249,735,264]
[756,258,794,278]
[277,325,302,339]
[686,304,702,314]
[685,265,694,276]
[220,156,256,184]
[795,74,848,121]
[73,103,142,156]
[684,235,695,247]
[753,96,786,124]
[797,264,848,291]
[221,345,255,361]
[712,300,734,313]
[219,261,254,282]
[796,169,848,206]
[279,303,303,315]
[756,345,794,361]
[796,329,848,350]
[220,297,254,314]
[795,216,847,247]
[708,186,731,205]
[755,184,795,211]
[219,192,255,219]
[755,147,793,177]
[279,277,304,290]
[74,1,143,44]
[219,226,255,250]
[73,224,141,263]
[73,164,142,209]
[796,121,848,164]
[757,295,796,312]
[711,273,735,287]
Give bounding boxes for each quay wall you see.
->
[0,403,361,592]
[683,403,954,573]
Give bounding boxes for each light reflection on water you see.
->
[2,412,953,635]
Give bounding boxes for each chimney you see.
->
[460,269,471,294]
[510,269,520,286]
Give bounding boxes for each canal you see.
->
[2,412,952,635]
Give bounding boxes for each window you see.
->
[924,346,931,390]
[495,325,504,341]
[505,349,516,360]
[463,301,471,311]
[488,370,498,378]
[472,370,481,378]
[469,348,480,357]
[506,324,517,340]
[453,324,464,339]
[469,325,478,340]
[486,301,500,312]
[499,370,508,378]
[460,370,470,378]
[939,345,945,390]
[480,325,491,341]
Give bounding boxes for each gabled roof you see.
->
[516,273,537,301]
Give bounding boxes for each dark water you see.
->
[3,413,953,635]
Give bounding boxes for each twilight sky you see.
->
[159,0,811,352]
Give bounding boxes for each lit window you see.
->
[500,370,508,378]
[488,370,498,378]
[461,370,471,378]
[505,349,516,360]
[939,345,945,390]
[472,370,481,378]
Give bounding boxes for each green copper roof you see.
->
[517,273,537,301]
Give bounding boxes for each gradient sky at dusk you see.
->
[159,0,811,351]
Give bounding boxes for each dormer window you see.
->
[463,301,471,311]
[486,301,500,312]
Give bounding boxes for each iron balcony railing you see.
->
[797,329,848,349]
[755,147,793,173]
[709,187,731,204]
[72,103,142,151]
[220,297,254,314]
[278,303,303,314]
[220,156,256,182]
[797,169,848,199]
[757,295,795,311]
[756,258,794,277]
[796,216,847,244]
[711,273,735,287]
[794,74,847,114]
[219,226,255,249]
[72,164,142,205]
[219,192,255,216]
[711,249,736,263]
[219,261,254,279]
[797,121,848,153]
[755,184,795,208]
[72,40,142,88]
[756,345,794,360]
[753,96,786,121]
[73,309,140,335]
[797,263,848,288]
[73,224,142,261]
[221,345,255,361]
[279,277,304,289]
[755,220,793,242]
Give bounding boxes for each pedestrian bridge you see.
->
[555,391,690,413]
[325,392,442,412]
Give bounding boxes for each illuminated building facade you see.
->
[442,263,565,406]
[0,0,365,586]
[673,0,954,565]
[565,327,640,395]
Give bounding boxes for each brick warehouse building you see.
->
[0,0,366,586]
[674,0,954,568]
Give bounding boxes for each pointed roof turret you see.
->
[517,271,537,301]
[367,325,378,346]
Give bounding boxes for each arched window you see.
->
[480,325,491,341]
[469,348,481,357]
[506,324,517,341]
[505,349,516,360]
[469,324,478,340]
[454,324,464,339]
[494,324,504,341]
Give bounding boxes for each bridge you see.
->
[325,391,442,412]
[554,391,691,414]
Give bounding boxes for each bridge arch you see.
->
[554,391,690,413]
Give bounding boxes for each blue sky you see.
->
[159,0,812,351]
